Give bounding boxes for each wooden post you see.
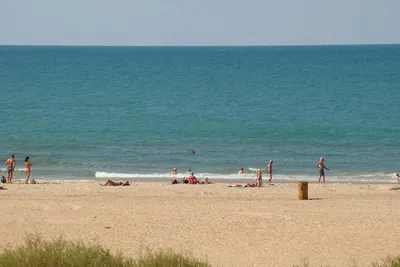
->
[298,182,308,200]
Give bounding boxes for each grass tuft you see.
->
[0,235,210,267]
[371,255,400,267]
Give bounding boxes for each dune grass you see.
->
[0,235,210,267]
[1,235,400,267]
[371,256,400,267]
[294,255,400,267]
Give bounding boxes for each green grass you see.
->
[294,255,400,267]
[371,256,400,267]
[2,235,400,267]
[0,235,210,267]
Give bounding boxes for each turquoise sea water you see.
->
[1,45,399,183]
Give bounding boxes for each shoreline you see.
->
[3,178,399,185]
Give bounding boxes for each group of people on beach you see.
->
[169,160,275,186]
[168,158,332,186]
[3,154,32,184]
[170,168,213,184]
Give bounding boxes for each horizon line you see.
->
[0,43,399,48]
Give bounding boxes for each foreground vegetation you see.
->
[1,235,399,267]
[0,235,210,267]
[295,256,400,267]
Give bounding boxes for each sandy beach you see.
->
[1,181,400,267]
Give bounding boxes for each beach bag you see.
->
[1,176,6,183]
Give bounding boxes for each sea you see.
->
[1,45,399,183]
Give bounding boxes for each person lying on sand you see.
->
[201,177,213,184]
[0,185,7,190]
[229,183,257,188]
[100,180,130,186]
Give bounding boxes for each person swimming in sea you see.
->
[238,168,244,174]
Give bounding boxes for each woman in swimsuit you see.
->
[267,160,273,183]
[256,168,262,187]
[24,156,32,184]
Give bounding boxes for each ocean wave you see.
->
[94,171,398,183]
[0,168,26,172]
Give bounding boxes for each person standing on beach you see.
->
[256,168,262,187]
[317,157,329,183]
[25,157,32,184]
[5,155,16,184]
[267,160,273,183]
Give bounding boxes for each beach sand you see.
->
[1,181,400,267]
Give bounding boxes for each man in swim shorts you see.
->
[317,157,329,184]
[5,155,16,184]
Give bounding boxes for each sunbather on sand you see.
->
[100,180,130,186]
[201,177,213,184]
[229,183,257,188]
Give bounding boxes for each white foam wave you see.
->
[94,171,398,183]
[0,168,26,172]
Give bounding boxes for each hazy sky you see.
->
[1,0,399,46]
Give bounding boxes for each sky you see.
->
[1,0,399,46]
